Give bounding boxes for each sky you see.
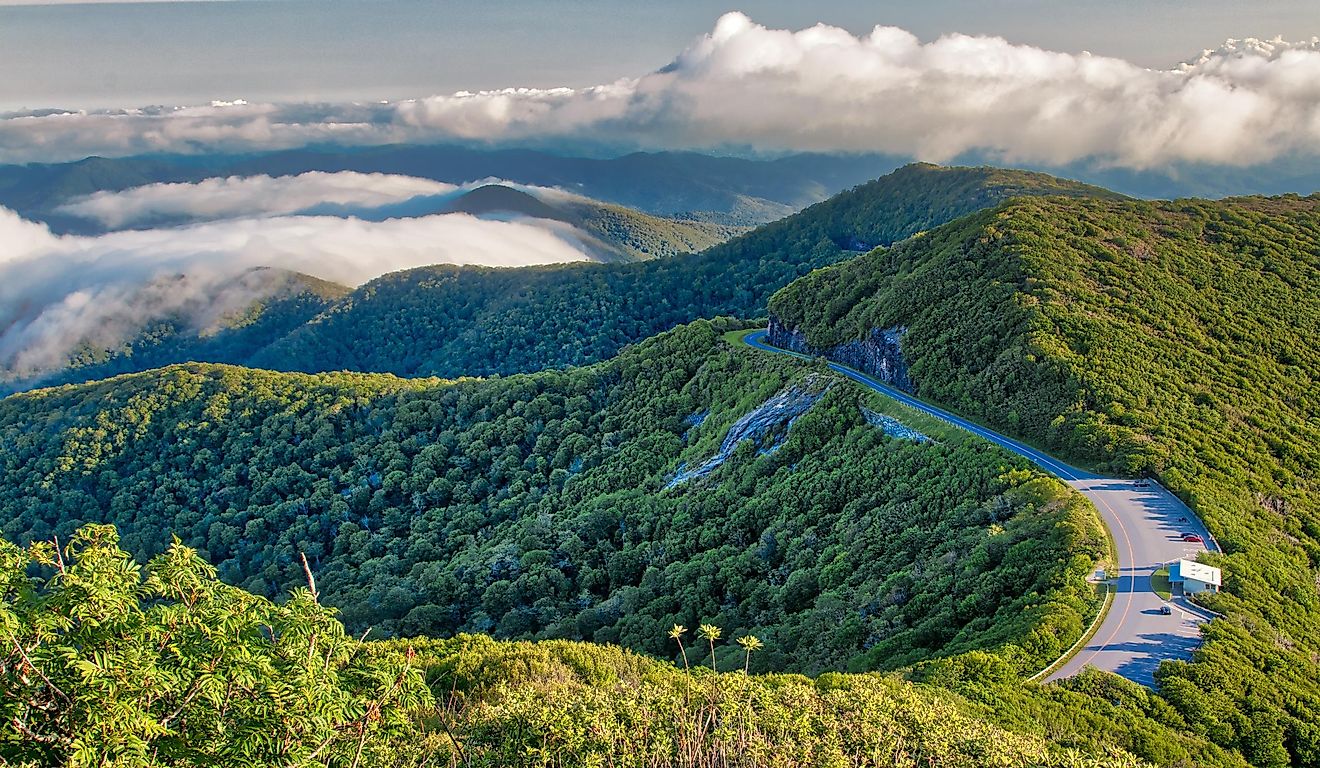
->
[1,0,1317,111]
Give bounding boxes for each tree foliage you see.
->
[769,193,1320,766]
[0,320,1102,678]
[0,526,1173,768]
[0,524,429,767]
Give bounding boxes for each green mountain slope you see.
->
[0,320,1104,678]
[252,164,1115,379]
[0,185,739,395]
[768,193,1320,766]
[0,268,350,395]
[443,183,744,261]
[0,319,1247,767]
[3,524,1186,767]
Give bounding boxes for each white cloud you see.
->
[0,205,591,380]
[3,15,1320,169]
[56,171,457,228]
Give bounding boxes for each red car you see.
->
[1182,533,1204,543]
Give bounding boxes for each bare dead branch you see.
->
[299,551,319,602]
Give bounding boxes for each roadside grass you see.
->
[860,390,963,444]
[721,328,754,347]
[1151,566,1173,600]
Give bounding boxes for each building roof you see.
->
[1171,559,1221,587]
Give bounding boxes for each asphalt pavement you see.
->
[740,330,1215,688]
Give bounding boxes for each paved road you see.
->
[741,330,1216,688]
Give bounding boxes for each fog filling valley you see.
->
[0,173,598,381]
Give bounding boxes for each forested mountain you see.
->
[0,269,350,396]
[768,193,1320,766]
[0,185,738,395]
[0,164,1108,398]
[0,321,1246,767]
[0,145,907,229]
[0,320,1105,678]
[439,183,744,261]
[3,179,1305,767]
[251,163,1115,379]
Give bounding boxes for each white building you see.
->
[1169,559,1221,595]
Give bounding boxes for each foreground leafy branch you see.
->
[0,524,430,768]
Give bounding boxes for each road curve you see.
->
[740,330,1216,688]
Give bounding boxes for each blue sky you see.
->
[1,0,1316,111]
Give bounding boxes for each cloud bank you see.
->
[56,171,458,228]
[3,14,1320,168]
[0,203,591,380]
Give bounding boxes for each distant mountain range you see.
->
[0,163,1113,393]
[4,144,1317,236]
[0,179,750,391]
[0,144,908,230]
[438,183,745,262]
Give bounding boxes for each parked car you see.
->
[1160,604,1173,615]
[1182,533,1204,543]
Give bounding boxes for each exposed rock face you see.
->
[862,408,931,442]
[667,375,829,489]
[767,317,912,392]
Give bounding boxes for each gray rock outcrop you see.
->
[767,317,912,392]
[666,375,829,489]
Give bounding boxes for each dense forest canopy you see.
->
[251,164,1115,380]
[6,523,1209,768]
[0,320,1105,679]
[769,193,1320,767]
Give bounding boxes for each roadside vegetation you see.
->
[770,193,1320,766]
[3,524,1234,768]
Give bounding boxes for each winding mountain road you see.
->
[740,330,1217,688]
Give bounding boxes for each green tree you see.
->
[0,525,430,767]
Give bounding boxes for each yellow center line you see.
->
[1066,481,1138,673]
